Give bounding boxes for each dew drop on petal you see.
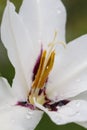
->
[26,110,33,120]
[28,111,33,115]
[77,112,80,116]
[76,101,81,107]
[46,66,49,69]
[57,10,61,14]
[26,114,31,119]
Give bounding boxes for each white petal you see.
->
[70,91,87,128]
[1,1,39,99]
[19,0,66,47]
[0,77,13,104]
[19,0,39,45]
[77,122,87,128]
[35,100,87,125]
[47,35,87,101]
[0,104,43,130]
[70,91,87,101]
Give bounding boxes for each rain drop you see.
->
[26,110,33,120]
[26,114,31,120]
[76,101,80,107]
[57,10,61,14]
[76,112,80,116]
[27,111,33,115]
[46,66,49,69]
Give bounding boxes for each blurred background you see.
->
[0,0,87,130]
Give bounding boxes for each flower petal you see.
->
[77,122,87,128]
[0,77,13,104]
[19,0,39,45]
[67,91,87,128]
[1,1,39,99]
[71,91,87,101]
[35,100,87,125]
[0,104,43,130]
[47,35,87,101]
[19,0,66,46]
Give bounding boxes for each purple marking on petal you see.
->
[50,100,70,108]
[32,47,43,81]
[43,100,70,111]
[16,101,35,110]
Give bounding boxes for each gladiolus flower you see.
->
[0,0,87,130]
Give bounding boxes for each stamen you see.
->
[58,41,66,48]
[26,32,68,110]
[47,31,57,58]
[48,31,57,47]
[28,32,57,105]
[32,51,46,89]
[38,51,55,88]
[31,50,55,89]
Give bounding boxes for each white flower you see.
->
[0,0,87,130]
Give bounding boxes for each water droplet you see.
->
[57,10,61,14]
[46,66,48,69]
[28,110,33,115]
[26,114,31,119]
[26,110,33,120]
[76,102,80,107]
[37,0,40,3]
[76,112,80,116]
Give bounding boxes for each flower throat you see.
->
[17,32,69,111]
[28,47,55,105]
[28,32,57,105]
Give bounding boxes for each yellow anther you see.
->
[28,32,56,105]
[38,51,55,88]
[32,50,55,89]
[28,31,66,105]
[32,51,46,88]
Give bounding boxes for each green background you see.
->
[0,0,87,130]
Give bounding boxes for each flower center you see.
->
[28,32,57,106]
[28,49,55,105]
[17,32,69,111]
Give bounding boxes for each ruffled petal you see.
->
[46,35,87,101]
[35,100,87,126]
[0,104,43,130]
[1,1,39,100]
[19,0,66,47]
